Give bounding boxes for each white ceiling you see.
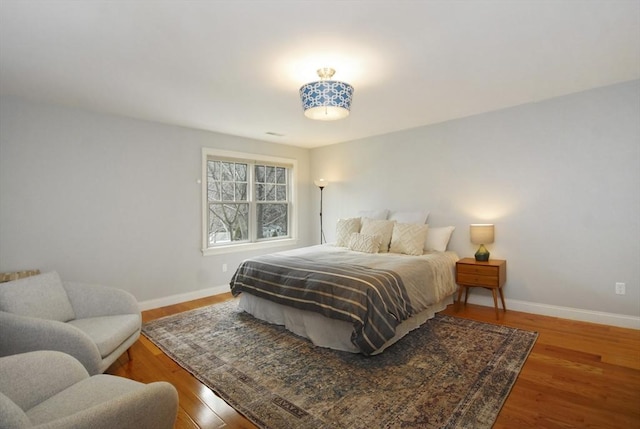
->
[1,1,638,148]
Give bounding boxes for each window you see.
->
[202,149,297,255]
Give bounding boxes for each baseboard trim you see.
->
[465,294,640,330]
[138,285,230,311]
[138,286,640,330]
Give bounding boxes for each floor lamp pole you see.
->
[314,179,329,245]
[319,186,325,244]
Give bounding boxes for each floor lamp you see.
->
[314,179,328,244]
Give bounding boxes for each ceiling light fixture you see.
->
[299,68,354,121]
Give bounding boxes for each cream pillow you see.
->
[360,218,395,253]
[348,233,381,254]
[424,226,456,252]
[335,217,361,247]
[390,223,429,256]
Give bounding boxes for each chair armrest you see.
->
[33,380,179,429]
[0,351,89,411]
[63,282,140,319]
[0,311,102,375]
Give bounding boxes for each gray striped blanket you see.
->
[230,253,414,355]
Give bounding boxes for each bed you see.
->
[230,243,459,355]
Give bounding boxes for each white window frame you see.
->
[201,148,298,256]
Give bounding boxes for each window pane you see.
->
[208,186,218,202]
[235,183,247,201]
[221,162,234,181]
[209,203,249,244]
[276,167,286,184]
[207,162,221,201]
[276,184,287,201]
[255,165,265,183]
[257,203,288,239]
[207,161,215,181]
[209,160,221,181]
[222,182,235,201]
[235,164,247,181]
[256,184,265,201]
[265,184,275,201]
[266,166,275,183]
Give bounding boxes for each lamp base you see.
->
[474,244,490,262]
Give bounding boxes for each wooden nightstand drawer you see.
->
[455,258,507,320]
[456,264,498,277]
[457,273,499,287]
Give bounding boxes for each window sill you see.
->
[202,238,299,256]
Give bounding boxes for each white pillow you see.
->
[357,209,389,220]
[424,226,456,252]
[335,218,361,247]
[388,211,430,224]
[348,233,381,254]
[360,218,395,253]
[390,223,429,256]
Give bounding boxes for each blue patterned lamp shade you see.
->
[300,68,354,121]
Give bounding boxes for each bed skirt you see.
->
[238,292,453,355]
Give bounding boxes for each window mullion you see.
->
[248,163,256,242]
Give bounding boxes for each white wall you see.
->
[311,80,640,322]
[0,97,313,304]
[2,81,638,325]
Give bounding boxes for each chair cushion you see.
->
[0,392,30,428]
[67,315,140,358]
[25,374,145,425]
[0,271,75,322]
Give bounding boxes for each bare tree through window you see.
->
[206,158,290,247]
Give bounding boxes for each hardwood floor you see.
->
[106,293,640,428]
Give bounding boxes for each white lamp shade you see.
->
[470,224,495,244]
[314,179,328,188]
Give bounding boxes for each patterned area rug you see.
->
[142,299,537,429]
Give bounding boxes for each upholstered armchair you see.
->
[0,350,178,429]
[0,271,141,375]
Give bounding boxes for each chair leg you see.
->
[126,348,132,361]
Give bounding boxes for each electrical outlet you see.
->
[222,263,228,273]
[615,282,625,295]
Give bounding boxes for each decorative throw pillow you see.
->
[360,218,395,253]
[348,233,381,254]
[388,211,430,224]
[357,209,389,220]
[390,223,429,256]
[0,271,76,322]
[335,217,361,247]
[424,226,456,252]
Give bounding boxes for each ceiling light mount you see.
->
[316,67,336,80]
[300,68,354,121]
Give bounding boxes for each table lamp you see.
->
[470,224,494,262]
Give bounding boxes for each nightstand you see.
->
[456,258,507,319]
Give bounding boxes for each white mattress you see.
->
[238,292,453,355]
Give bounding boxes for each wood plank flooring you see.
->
[106,293,640,428]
